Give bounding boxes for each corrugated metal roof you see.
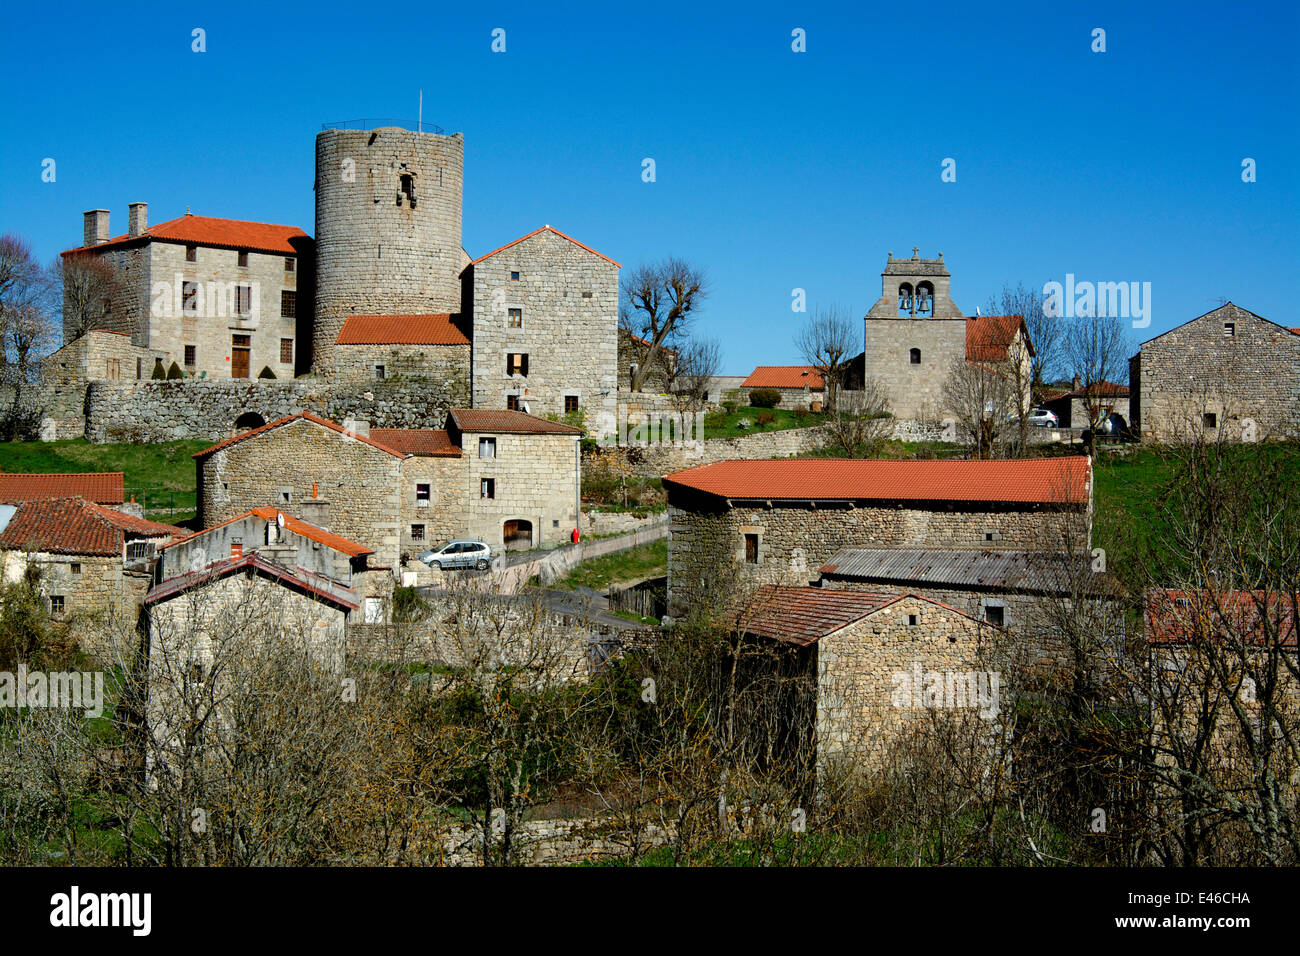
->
[818,548,1087,591]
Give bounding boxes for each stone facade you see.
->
[399,454,467,557]
[1130,303,1300,442]
[470,227,619,429]
[196,417,406,572]
[313,127,465,371]
[812,595,1000,779]
[617,330,674,392]
[42,330,165,388]
[666,500,1083,617]
[331,341,471,390]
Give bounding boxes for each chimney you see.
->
[128,202,147,237]
[83,209,110,247]
[351,419,370,439]
[298,496,330,530]
[1072,374,1081,391]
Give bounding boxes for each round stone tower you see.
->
[313,124,464,371]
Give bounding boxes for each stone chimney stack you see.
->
[298,483,330,530]
[128,202,147,237]
[83,210,110,247]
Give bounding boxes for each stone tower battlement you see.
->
[313,124,465,371]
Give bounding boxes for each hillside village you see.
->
[0,120,1296,868]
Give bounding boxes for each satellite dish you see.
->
[277,512,285,527]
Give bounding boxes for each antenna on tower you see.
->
[418,89,423,133]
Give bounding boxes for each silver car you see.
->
[418,540,493,571]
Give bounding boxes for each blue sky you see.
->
[2,0,1295,376]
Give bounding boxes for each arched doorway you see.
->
[503,519,534,551]
[234,412,266,431]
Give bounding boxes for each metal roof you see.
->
[818,548,1088,592]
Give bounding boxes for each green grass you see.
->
[795,438,970,460]
[554,539,667,592]
[703,407,827,439]
[0,438,208,517]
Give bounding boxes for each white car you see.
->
[417,540,493,571]
[1024,408,1059,428]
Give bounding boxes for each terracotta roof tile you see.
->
[145,552,359,611]
[1061,380,1129,399]
[368,428,462,456]
[966,315,1032,362]
[739,586,981,646]
[742,366,825,389]
[336,313,470,346]
[0,497,174,556]
[193,412,407,460]
[169,507,374,559]
[447,408,583,436]
[0,472,124,504]
[663,457,1091,506]
[62,213,308,256]
[1146,589,1297,647]
[472,225,621,268]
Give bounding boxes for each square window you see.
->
[280,338,294,364]
[1223,322,1235,337]
[281,290,296,318]
[184,345,196,367]
[507,353,528,376]
[510,271,520,281]
[1203,412,1217,429]
[284,257,295,273]
[70,563,82,575]
[908,614,918,626]
[553,520,559,528]
[280,490,291,504]
[415,483,430,507]
[479,437,496,458]
[375,364,386,380]
[985,605,1005,628]
[50,595,65,615]
[564,395,579,413]
[508,308,522,328]
[238,250,249,267]
[185,244,197,262]
[481,478,495,499]
[411,524,425,541]
[506,395,520,411]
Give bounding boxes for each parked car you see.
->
[1009,408,1059,427]
[418,540,493,571]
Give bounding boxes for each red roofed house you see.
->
[332,313,472,397]
[733,585,1002,778]
[741,366,826,410]
[57,204,313,381]
[1040,379,1131,430]
[863,251,1033,420]
[662,455,1092,617]
[0,496,184,659]
[0,471,125,505]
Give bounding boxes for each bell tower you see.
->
[866,248,965,320]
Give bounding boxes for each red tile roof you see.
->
[0,472,124,505]
[62,213,308,256]
[169,507,374,559]
[741,366,825,389]
[193,411,407,460]
[472,225,621,268]
[447,408,584,436]
[1061,380,1129,399]
[1145,589,1297,647]
[623,330,678,356]
[738,586,978,646]
[0,497,179,556]
[368,428,462,457]
[663,456,1091,506]
[144,552,359,611]
[336,313,470,346]
[966,315,1032,362]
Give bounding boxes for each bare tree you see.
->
[54,253,125,342]
[794,305,856,412]
[1063,313,1132,436]
[985,282,1057,400]
[826,378,893,457]
[669,335,721,413]
[941,358,1016,459]
[621,257,708,392]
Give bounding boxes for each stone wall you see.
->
[666,500,1085,617]
[399,454,467,557]
[471,228,618,428]
[331,342,470,392]
[815,595,1000,779]
[593,424,834,478]
[458,430,581,551]
[83,378,462,443]
[1133,304,1300,442]
[864,316,967,421]
[197,417,405,571]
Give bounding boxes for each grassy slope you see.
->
[554,539,668,592]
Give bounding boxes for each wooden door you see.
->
[231,334,251,378]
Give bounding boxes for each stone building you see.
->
[41,329,165,387]
[862,250,1032,420]
[618,330,676,392]
[58,207,313,379]
[662,456,1092,617]
[740,366,825,410]
[1041,380,1130,430]
[737,585,1001,780]
[0,497,183,660]
[332,313,471,394]
[468,225,620,427]
[1128,303,1300,442]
